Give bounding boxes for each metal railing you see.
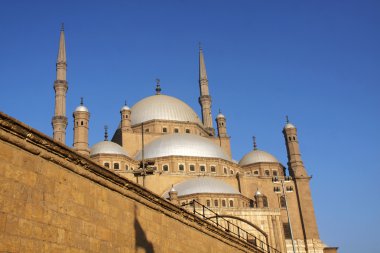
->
[182,200,281,253]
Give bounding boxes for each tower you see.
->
[73,98,90,156]
[52,24,68,144]
[282,117,321,249]
[120,101,132,132]
[216,110,227,137]
[198,45,214,136]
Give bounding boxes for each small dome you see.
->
[130,94,201,125]
[239,149,279,166]
[255,190,262,196]
[162,177,239,198]
[284,123,296,129]
[75,105,88,112]
[216,113,225,119]
[134,134,230,161]
[90,141,129,157]
[120,105,130,111]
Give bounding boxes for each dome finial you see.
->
[80,97,84,106]
[155,78,161,95]
[124,100,127,106]
[286,115,289,124]
[199,41,202,51]
[104,125,108,141]
[253,136,258,150]
[60,23,64,31]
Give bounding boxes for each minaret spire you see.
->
[198,44,214,135]
[52,24,68,144]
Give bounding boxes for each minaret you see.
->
[120,101,132,132]
[52,23,68,144]
[282,116,320,246]
[73,98,90,156]
[216,110,227,137]
[282,116,308,178]
[198,44,214,136]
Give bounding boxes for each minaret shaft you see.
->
[52,26,68,144]
[283,123,320,243]
[198,47,214,135]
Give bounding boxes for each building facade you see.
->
[53,26,333,253]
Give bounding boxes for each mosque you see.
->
[51,25,333,253]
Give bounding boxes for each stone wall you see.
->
[0,112,263,253]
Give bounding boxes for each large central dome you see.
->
[131,94,201,125]
[134,133,230,161]
[162,177,239,198]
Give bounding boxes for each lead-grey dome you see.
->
[90,141,129,156]
[134,134,230,161]
[239,149,278,166]
[131,94,201,125]
[74,105,88,112]
[284,123,296,129]
[162,177,239,198]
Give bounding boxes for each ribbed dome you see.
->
[162,177,239,198]
[134,134,230,161]
[90,141,129,157]
[131,94,201,125]
[239,149,278,166]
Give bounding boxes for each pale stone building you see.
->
[51,25,335,253]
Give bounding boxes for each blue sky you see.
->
[1,1,379,252]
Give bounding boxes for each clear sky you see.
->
[1,1,379,252]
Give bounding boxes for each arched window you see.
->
[81,121,83,126]
[230,169,234,175]
[104,162,110,168]
[253,170,259,175]
[200,165,206,172]
[163,165,169,172]
[293,136,296,141]
[162,127,167,133]
[273,170,278,177]
[229,200,234,207]
[223,167,228,174]
[280,196,286,208]
[189,165,195,172]
[210,166,216,173]
[263,196,269,208]
[185,129,190,133]
[125,165,129,171]
[265,170,270,176]
[114,163,119,170]
[174,128,179,133]
[222,200,226,207]
[178,164,185,172]
[214,200,219,207]
[288,137,291,141]
[206,200,211,207]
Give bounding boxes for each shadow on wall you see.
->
[134,204,155,253]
